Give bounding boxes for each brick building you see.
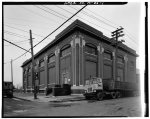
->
[21,19,138,93]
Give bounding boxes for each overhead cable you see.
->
[8,5,87,62]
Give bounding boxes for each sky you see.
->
[3,2,145,88]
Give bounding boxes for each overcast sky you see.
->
[3,2,144,87]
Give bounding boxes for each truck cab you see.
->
[83,77,104,100]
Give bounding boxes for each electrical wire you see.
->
[5,24,44,38]
[19,6,58,23]
[4,38,31,53]
[34,5,67,20]
[4,30,29,39]
[68,6,117,29]
[7,5,87,63]
[57,5,111,32]
[42,5,68,20]
[71,6,138,46]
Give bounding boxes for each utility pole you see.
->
[112,27,125,81]
[29,30,37,99]
[11,59,13,87]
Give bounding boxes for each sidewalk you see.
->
[13,92,85,102]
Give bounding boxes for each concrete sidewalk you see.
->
[13,92,85,102]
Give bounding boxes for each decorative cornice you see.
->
[100,47,104,54]
[55,47,60,56]
[82,39,86,47]
[44,55,48,61]
[112,51,115,57]
[124,55,128,62]
[97,45,100,52]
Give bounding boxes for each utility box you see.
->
[52,84,71,96]
[62,84,71,95]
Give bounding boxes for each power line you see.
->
[5,22,50,29]
[74,6,138,43]
[19,6,58,23]
[42,5,68,20]
[125,33,138,45]
[4,30,29,39]
[58,6,111,32]
[5,24,45,38]
[84,7,119,28]
[4,38,31,53]
[4,17,52,26]
[70,6,117,29]
[8,5,87,62]
[56,6,73,15]
[124,29,137,40]
[34,5,67,20]
[33,5,87,48]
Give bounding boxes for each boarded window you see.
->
[39,71,45,86]
[39,60,44,67]
[60,46,71,57]
[48,55,55,63]
[60,56,71,85]
[104,51,112,60]
[48,67,56,85]
[85,44,97,55]
[85,61,97,81]
[103,64,112,79]
[27,75,32,88]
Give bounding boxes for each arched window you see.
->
[60,44,71,57]
[48,54,55,63]
[39,60,44,67]
[85,43,97,55]
[103,50,112,60]
[117,56,124,63]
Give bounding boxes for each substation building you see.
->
[22,19,138,94]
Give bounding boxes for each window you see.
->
[117,68,124,81]
[130,61,134,71]
[117,56,124,63]
[85,44,97,55]
[104,51,112,60]
[103,64,112,79]
[60,46,71,57]
[48,55,55,63]
[39,60,44,67]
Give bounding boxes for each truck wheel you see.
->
[116,91,121,98]
[111,92,117,99]
[97,92,104,101]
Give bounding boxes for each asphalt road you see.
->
[3,96,142,117]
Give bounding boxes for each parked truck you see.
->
[83,77,139,100]
[3,81,13,98]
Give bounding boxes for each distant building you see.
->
[21,19,138,93]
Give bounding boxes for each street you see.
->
[3,96,142,117]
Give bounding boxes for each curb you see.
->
[13,96,85,103]
[50,97,85,102]
[13,96,32,102]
